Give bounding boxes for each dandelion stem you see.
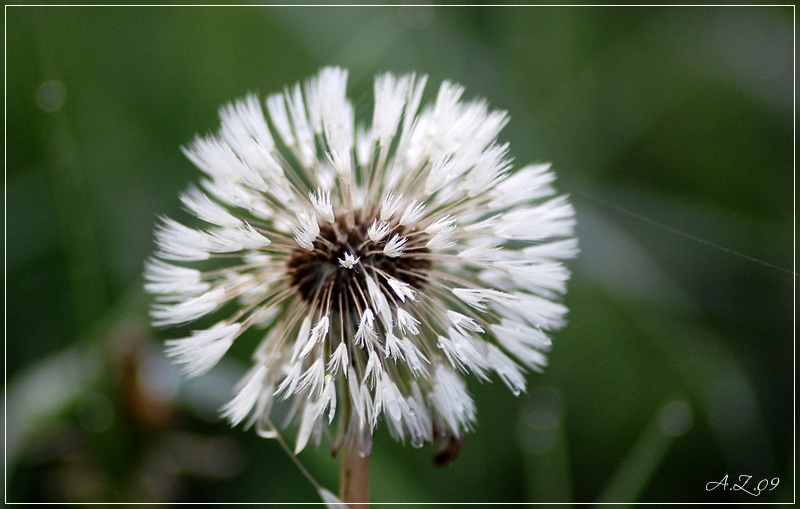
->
[339,431,370,507]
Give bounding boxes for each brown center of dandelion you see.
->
[286,213,432,312]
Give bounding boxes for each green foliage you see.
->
[6,5,793,503]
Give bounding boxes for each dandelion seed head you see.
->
[145,67,577,455]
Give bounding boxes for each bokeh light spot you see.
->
[36,80,67,113]
[659,400,693,437]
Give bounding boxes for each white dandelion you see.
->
[145,67,577,468]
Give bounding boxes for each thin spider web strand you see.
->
[572,189,797,278]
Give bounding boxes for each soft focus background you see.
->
[5,5,794,503]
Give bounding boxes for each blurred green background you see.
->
[5,5,794,503]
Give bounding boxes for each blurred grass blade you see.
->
[597,401,693,504]
[5,345,103,466]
